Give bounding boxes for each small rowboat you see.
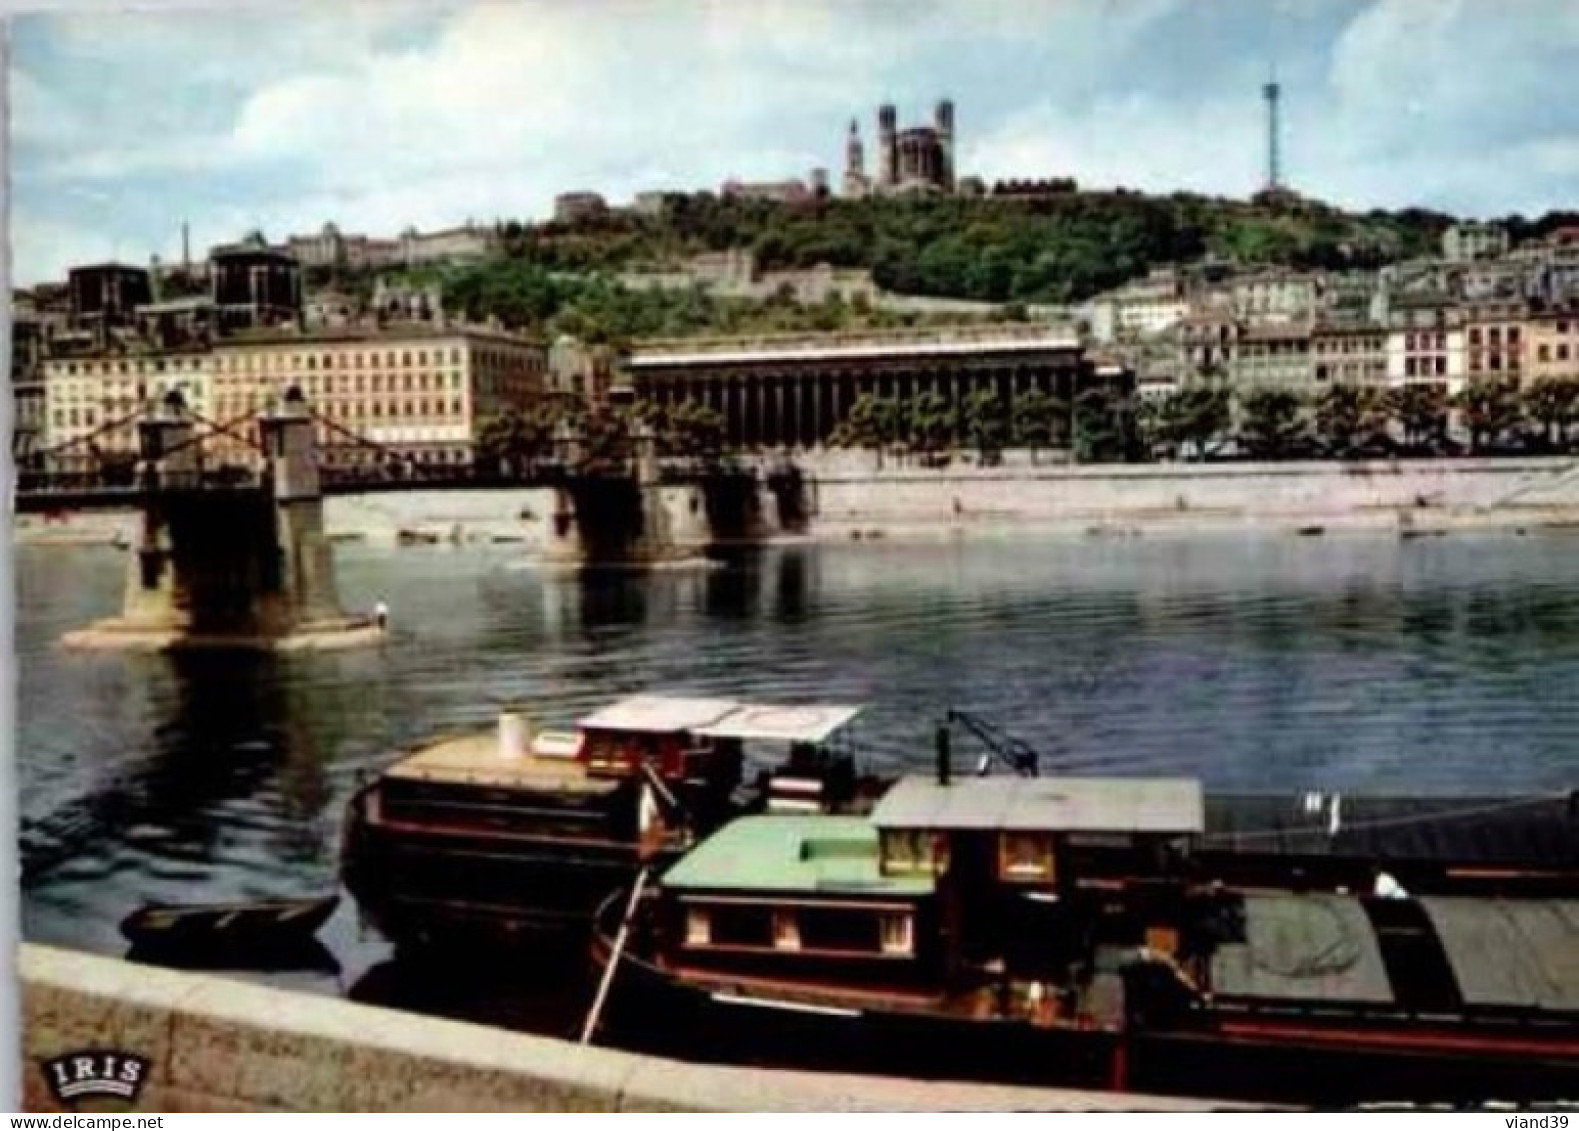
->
[119,895,339,953]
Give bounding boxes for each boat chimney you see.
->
[935,723,951,787]
[498,710,533,760]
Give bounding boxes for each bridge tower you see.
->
[66,388,378,651]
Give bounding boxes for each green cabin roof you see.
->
[662,815,934,897]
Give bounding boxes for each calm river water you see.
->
[18,529,1579,1030]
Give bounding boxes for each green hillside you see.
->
[314,190,1486,340]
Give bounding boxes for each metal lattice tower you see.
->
[1262,76,1282,190]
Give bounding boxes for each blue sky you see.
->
[11,0,1579,284]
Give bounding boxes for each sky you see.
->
[8,0,1579,285]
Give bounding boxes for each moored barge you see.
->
[590,749,1579,1106]
[341,695,867,950]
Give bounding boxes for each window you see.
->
[685,907,710,946]
[881,829,946,875]
[879,913,914,957]
[1469,328,1482,346]
[1561,345,1572,362]
[772,911,801,952]
[999,831,1055,882]
[707,905,773,948]
[799,907,881,953]
[1434,357,1446,376]
[1540,344,1552,363]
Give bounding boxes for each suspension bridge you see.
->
[29,389,801,650]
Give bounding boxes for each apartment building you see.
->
[207,327,547,468]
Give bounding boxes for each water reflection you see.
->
[18,531,1579,1009]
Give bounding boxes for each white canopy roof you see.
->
[577,696,739,734]
[576,696,863,743]
[694,704,864,744]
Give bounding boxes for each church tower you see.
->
[935,99,956,192]
[877,103,898,189]
[842,119,869,198]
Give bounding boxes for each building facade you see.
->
[553,192,610,224]
[1231,323,1313,388]
[1311,324,1387,386]
[1231,270,1320,325]
[1462,299,1528,384]
[42,349,214,471]
[845,100,956,198]
[1442,222,1510,264]
[1087,270,1190,343]
[38,328,547,473]
[1386,322,1466,393]
[1525,313,1579,384]
[626,324,1096,450]
[207,327,547,469]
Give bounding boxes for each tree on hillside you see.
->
[907,391,954,462]
[1237,386,1311,460]
[1522,376,1579,451]
[661,400,728,461]
[1013,388,1064,465]
[1072,385,1136,464]
[839,393,909,468]
[963,388,1009,466]
[1387,383,1450,453]
[1453,377,1524,454]
[476,406,560,477]
[1151,384,1231,460]
[1315,383,1390,458]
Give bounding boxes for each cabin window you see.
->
[881,830,947,876]
[708,905,774,948]
[999,832,1056,882]
[772,910,801,951]
[799,907,882,954]
[685,907,710,946]
[879,913,914,957]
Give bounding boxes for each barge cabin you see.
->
[595,765,1579,1105]
[342,695,864,950]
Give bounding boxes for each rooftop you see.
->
[383,731,613,795]
[871,774,1204,835]
[630,324,1080,368]
[694,703,862,744]
[578,695,739,734]
[662,815,935,897]
[576,695,863,743]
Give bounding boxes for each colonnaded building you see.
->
[625,323,1114,451]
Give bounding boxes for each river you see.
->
[18,529,1579,1031]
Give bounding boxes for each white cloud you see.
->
[12,0,1579,284]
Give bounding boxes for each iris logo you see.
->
[40,1049,150,1105]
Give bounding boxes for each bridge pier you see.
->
[540,422,783,571]
[62,389,381,652]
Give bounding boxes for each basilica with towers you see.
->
[842,99,958,198]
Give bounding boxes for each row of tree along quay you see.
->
[468,374,1579,481]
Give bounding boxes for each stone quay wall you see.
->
[17,457,1579,549]
[19,945,1266,1112]
[804,454,1579,532]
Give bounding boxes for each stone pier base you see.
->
[60,615,386,653]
